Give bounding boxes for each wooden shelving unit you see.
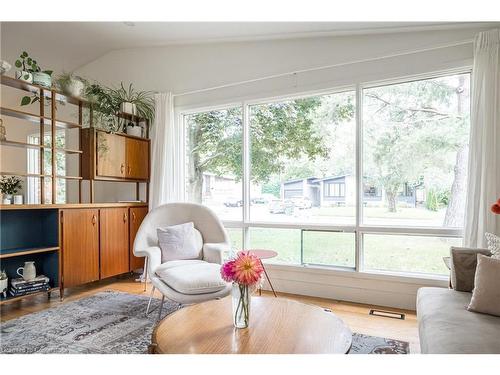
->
[1,76,152,306]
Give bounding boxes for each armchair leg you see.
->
[158,295,165,321]
[145,286,157,316]
[143,258,149,292]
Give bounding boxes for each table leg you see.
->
[260,259,277,297]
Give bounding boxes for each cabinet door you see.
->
[129,206,148,271]
[126,137,149,180]
[97,131,126,178]
[62,209,99,287]
[100,208,130,278]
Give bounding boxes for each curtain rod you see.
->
[171,38,473,98]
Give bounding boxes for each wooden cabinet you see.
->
[82,129,150,181]
[97,131,126,178]
[100,208,130,278]
[129,206,148,271]
[126,138,149,180]
[61,209,99,287]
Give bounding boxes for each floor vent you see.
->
[369,309,405,320]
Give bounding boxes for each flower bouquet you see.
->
[491,198,500,215]
[220,251,264,328]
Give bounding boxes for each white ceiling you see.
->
[0,22,496,72]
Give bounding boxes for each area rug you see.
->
[0,291,409,354]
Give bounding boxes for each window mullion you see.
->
[355,83,363,273]
[242,102,250,248]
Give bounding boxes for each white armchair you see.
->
[133,203,231,319]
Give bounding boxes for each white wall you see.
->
[73,26,494,309]
[75,27,494,108]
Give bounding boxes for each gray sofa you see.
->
[417,247,500,354]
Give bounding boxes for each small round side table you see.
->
[247,249,278,297]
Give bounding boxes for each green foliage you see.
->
[108,82,155,121]
[261,180,281,197]
[425,189,439,211]
[15,51,52,75]
[0,176,22,195]
[364,74,470,215]
[186,94,355,201]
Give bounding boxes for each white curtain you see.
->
[149,92,184,210]
[464,29,500,247]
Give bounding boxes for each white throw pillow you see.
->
[157,222,203,263]
[485,232,500,259]
[467,254,500,317]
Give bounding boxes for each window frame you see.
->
[180,67,472,280]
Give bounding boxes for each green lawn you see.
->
[225,227,460,276]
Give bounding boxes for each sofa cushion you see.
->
[450,247,491,292]
[417,287,500,354]
[156,261,227,295]
[157,222,203,263]
[467,254,500,317]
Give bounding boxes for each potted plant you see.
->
[55,72,86,97]
[83,81,121,132]
[14,51,34,83]
[109,83,154,136]
[15,51,53,87]
[0,270,7,299]
[0,176,22,204]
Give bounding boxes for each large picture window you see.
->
[249,91,356,225]
[185,107,243,221]
[183,71,470,278]
[362,73,470,228]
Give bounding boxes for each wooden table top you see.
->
[150,296,352,354]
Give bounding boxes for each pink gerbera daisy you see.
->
[231,251,264,286]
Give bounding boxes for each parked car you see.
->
[252,194,277,204]
[224,197,243,207]
[290,196,313,209]
[268,199,294,214]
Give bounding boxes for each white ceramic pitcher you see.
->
[17,261,36,281]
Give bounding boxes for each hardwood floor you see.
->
[0,274,420,353]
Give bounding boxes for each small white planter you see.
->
[126,125,142,138]
[120,102,137,115]
[15,70,33,83]
[62,79,85,97]
[2,194,12,204]
[13,195,23,205]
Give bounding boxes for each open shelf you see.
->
[0,140,81,154]
[0,139,45,150]
[1,75,88,106]
[0,106,82,129]
[56,175,83,180]
[55,147,82,154]
[0,287,55,305]
[115,111,148,123]
[0,171,52,178]
[0,246,59,259]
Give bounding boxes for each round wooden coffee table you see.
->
[150,296,352,354]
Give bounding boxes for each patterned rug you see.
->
[0,291,409,354]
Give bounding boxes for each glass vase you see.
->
[232,282,250,328]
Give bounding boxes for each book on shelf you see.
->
[9,283,50,297]
[10,275,49,289]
